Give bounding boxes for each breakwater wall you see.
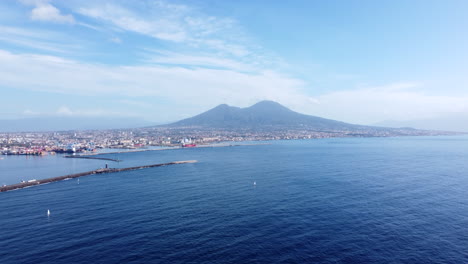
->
[64,156,121,162]
[0,160,197,193]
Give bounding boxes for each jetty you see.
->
[64,155,121,162]
[0,160,197,193]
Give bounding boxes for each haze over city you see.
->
[1,0,468,131]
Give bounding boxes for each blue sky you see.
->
[1,0,467,125]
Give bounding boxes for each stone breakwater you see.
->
[64,155,122,162]
[0,160,197,193]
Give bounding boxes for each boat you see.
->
[181,138,196,147]
[47,209,50,216]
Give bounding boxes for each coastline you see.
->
[66,143,270,157]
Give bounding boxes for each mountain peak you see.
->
[250,100,283,107]
[215,103,230,108]
[246,100,293,116]
[254,100,279,104]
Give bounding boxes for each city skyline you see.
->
[1,0,468,130]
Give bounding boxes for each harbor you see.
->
[0,160,197,193]
[67,143,270,157]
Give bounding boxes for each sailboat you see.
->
[47,209,51,216]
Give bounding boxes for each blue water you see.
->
[1,136,468,263]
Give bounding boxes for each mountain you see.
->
[0,116,151,132]
[166,100,367,131]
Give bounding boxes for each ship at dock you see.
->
[181,138,196,148]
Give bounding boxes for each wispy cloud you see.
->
[13,0,279,70]
[144,50,257,72]
[0,25,82,54]
[118,100,153,109]
[77,3,188,42]
[74,0,254,57]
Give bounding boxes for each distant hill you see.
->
[0,117,151,132]
[375,114,468,133]
[166,100,368,131]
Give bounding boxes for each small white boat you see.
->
[47,209,51,216]
[253,181,256,186]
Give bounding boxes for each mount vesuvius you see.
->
[165,101,387,132]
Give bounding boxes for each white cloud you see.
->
[56,106,73,116]
[23,109,39,116]
[0,50,307,116]
[300,83,468,124]
[109,37,122,43]
[21,0,75,24]
[3,49,468,124]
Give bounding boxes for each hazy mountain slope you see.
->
[375,115,468,132]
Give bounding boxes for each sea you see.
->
[1,136,468,263]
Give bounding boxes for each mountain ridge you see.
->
[165,100,368,131]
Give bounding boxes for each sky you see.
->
[1,0,467,127]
